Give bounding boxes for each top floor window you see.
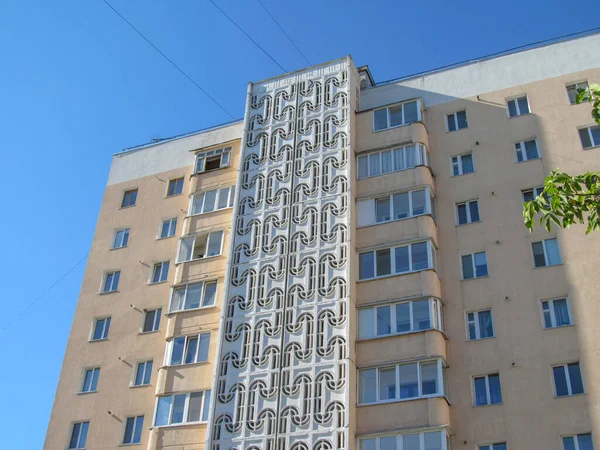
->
[373,100,421,131]
[567,81,589,104]
[446,110,468,131]
[357,144,428,180]
[507,95,530,117]
[121,189,138,208]
[195,147,231,173]
[167,178,184,197]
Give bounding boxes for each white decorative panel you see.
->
[208,59,353,450]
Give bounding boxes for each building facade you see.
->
[45,32,600,450]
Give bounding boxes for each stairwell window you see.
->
[451,152,474,176]
[473,373,502,405]
[91,317,111,341]
[358,241,436,280]
[567,81,588,104]
[168,333,210,365]
[169,281,217,312]
[373,99,421,131]
[177,231,224,263]
[112,228,130,249]
[123,415,144,445]
[507,95,530,117]
[553,362,584,397]
[579,125,600,149]
[68,422,89,449]
[541,297,572,329]
[532,238,561,267]
[80,368,100,393]
[515,139,540,162]
[195,147,231,173]
[191,186,234,215]
[466,309,494,340]
[102,270,120,293]
[167,177,184,197]
[446,110,468,131]
[142,308,161,333]
[563,434,594,450]
[121,189,138,208]
[456,200,480,225]
[154,391,211,426]
[357,144,428,179]
[461,252,488,279]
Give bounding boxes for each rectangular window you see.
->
[81,367,100,393]
[191,186,234,215]
[579,125,600,149]
[542,297,572,329]
[446,110,468,132]
[151,261,170,283]
[167,178,184,197]
[160,218,177,239]
[112,228,130,249]
[451,152,474,176]
[466,310,494,340]
[134,360,153,386]
[358,359,444,404]
[370,188,431,224]
[170,280,217,312]
[123,415,144,445]
[373,100,420,131]
[522,187,544,203]
[121,189,138,208]
[91,317,111,341]
[359,430,448,450]
[515,139,540,162]
[507,95,530,117]
[553,362,584,397]
[456,200,480,225]
[532,238,561,267]
[567,81,589,104]
[195,147,231,173]
[479,444,507,450]
[69,422,89,449]
[357,144,428,180]
[169,333,210,365]
[142,308,161,333]
[177,230,224,263]
[358,241,435,280]
[563,433,594,450]
[473,373,502,405]
[102,271,120,293]
[462,252,488,279]
[154,391,211,426]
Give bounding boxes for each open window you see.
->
[177,230,224,263]
[195,147,231,173]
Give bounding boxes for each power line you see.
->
[208,0,286,73]
[0,253,89,336]
[255,0,310,66]
[101,0,235,120]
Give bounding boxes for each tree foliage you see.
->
[576,82,600,124]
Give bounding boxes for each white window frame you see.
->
[472,373,502,406]
[446,110,468,132]
[112,228,130,249]
[169,280,218,313]
[132,360,153,387]
[80,367,100,393]
[562,433,594,450]
[358,428,450,450]
[358,358,445,405]
[90,316,111,341]
[357,143,429,180]
[456,200,480,225]
[372,188,432,224]
[514,138,540,162]
[358,298,443,340]
[166,332,211,366]
[101,270,120,293]
[141,308,162,333]
[153,391,211,427]
[541,297,572,329]
[566,80,589,104]
[531,238,561,267]
[578,125,600,149]
[460,251,488,280]
[465,309,495,341]
[358,240,436,281]
[552,362,584,397]
[189,186,235,216]
[506,95,530,117]
[122,415,144,445]
[159,217,177,239]
[166,177,184,197]
[522,186,544,202]
[121,188,138,208]
[68,421,89,449]
[176,230,224,263]
[195,147,231,173]
[450,152,475,176]
[372,99,422,132]
[150,261,170,284]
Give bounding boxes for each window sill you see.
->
[165,305,217,317]
[148,280,169,286]
[451,171,476,178]
[118,443,141,447]
[543,323,574,330]
[358,393,444,407]
[461,275,489,282]
[162,360,210,370]
[516,158,542,164]
[466,336,496,343]
[129,384,152,389]
[157,235,176,241]
[139,330,160,335]
[88,338,109,343]
[554,393,586,399]
[583,145,600,151]
[192,167,228,177]
[358,212,433,229]
[508,112,531,118]
[533,263,563,270]
[176,254,223,265]
[165,193,184,199]
[119,205,136,210]
[98,290,119,296]
[446,127,468,133]
[358,267,436,283]
[456,220,481,227]
[151,421,207,430]
[77,391,97,395]
[187,207,233,219]
[473,402,503,407]
[357,327,444,342]
[109,246,128,251]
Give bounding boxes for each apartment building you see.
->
[44,32,600,450]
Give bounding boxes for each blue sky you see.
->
[0,0,596,447]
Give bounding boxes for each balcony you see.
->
[357,165,434,199]
[357,215,437,249]
[355,119,429,153]
[356,270,441,307]
[187,209,233,235]
[157,363,215,394]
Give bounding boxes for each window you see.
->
[515,139,540,162]
[123,415,144,445]
[553,362,584,397]
[473,373,502,405]
[142,308,161,333]
[373,100,421,131]
[479,444,507,450]
[461,252,488,279]
[91,317,111,341]
[507,95,530,117]
[80,368,100,393]
[169,281,217,312]
[359,430,449,450]
[154,391,211,426]
[177,231,224,263]
[133,361,153,386]
[542,297,572,329]
[112,228,130,249]
[567,81,589,104]
[169,333,210,365]
[357,144,428,179]
[466,310,494,340]
[563,434,594,450]
[69,422,89,449]
[102,271,120,293]
[167,178,184,197]
[579,125,600,149]
[358,188,431,227]
[195,147,231,173]
[160,218,177,239]
[451,152,474,176]
[446,110,468,131]
[191,186,234,215]
[358,241,436,280]
[532,238,561,267]
[358,298,443,339]
[121,189,138,208]
[456,200,480,225]
[522,186,544,203]
[359,359,444,404]
[151,261,169,283]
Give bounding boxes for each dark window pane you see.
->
[171,337,185,365]
[524,140,539,159]
[591,125,600,147]
[457,204,468,225]
[185,337,199,364]
[474,252,488,277]
[403,101,419,123]
[359,252,375,279]
[389,106,403,126]
[358,156,368,179]
[143,361,152,384]
[532,242,546,267]
[379,367,396,400]
[469,201,480,222]
[369,153,381,176]
[411,242,429,270]
[171,394,186,424]
[411,190,426,216]
[447,114,456,132]
[420,361,438,395]
[70,423,81,449]
[507,100,517,117]
[568,363,584,394]
[563,437,576,450]
[393,192,410,219]
[395,303,411,333]
[461,154,474,173]
[395,246,410,273]
[374,109,388,131]
[523,190,534,202]
[133,416,143,443]
[579,128,592,148]
[457,110,468,129]
[553,299,571,326]
[553,366,569,396]
[360,369,377,403]
[124,417,134,444]
[474,377,488,405]
[376,306,391,335]
[578,434,594,450]
[376,249,391,276]
[478,310,494,338]
[413,299,431,330]
[399,363,418,399]
[488,374,502,404]
[143,311,155,332]
[462,255,474,279]
[518,96,530,114]
[376,198,391,222]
